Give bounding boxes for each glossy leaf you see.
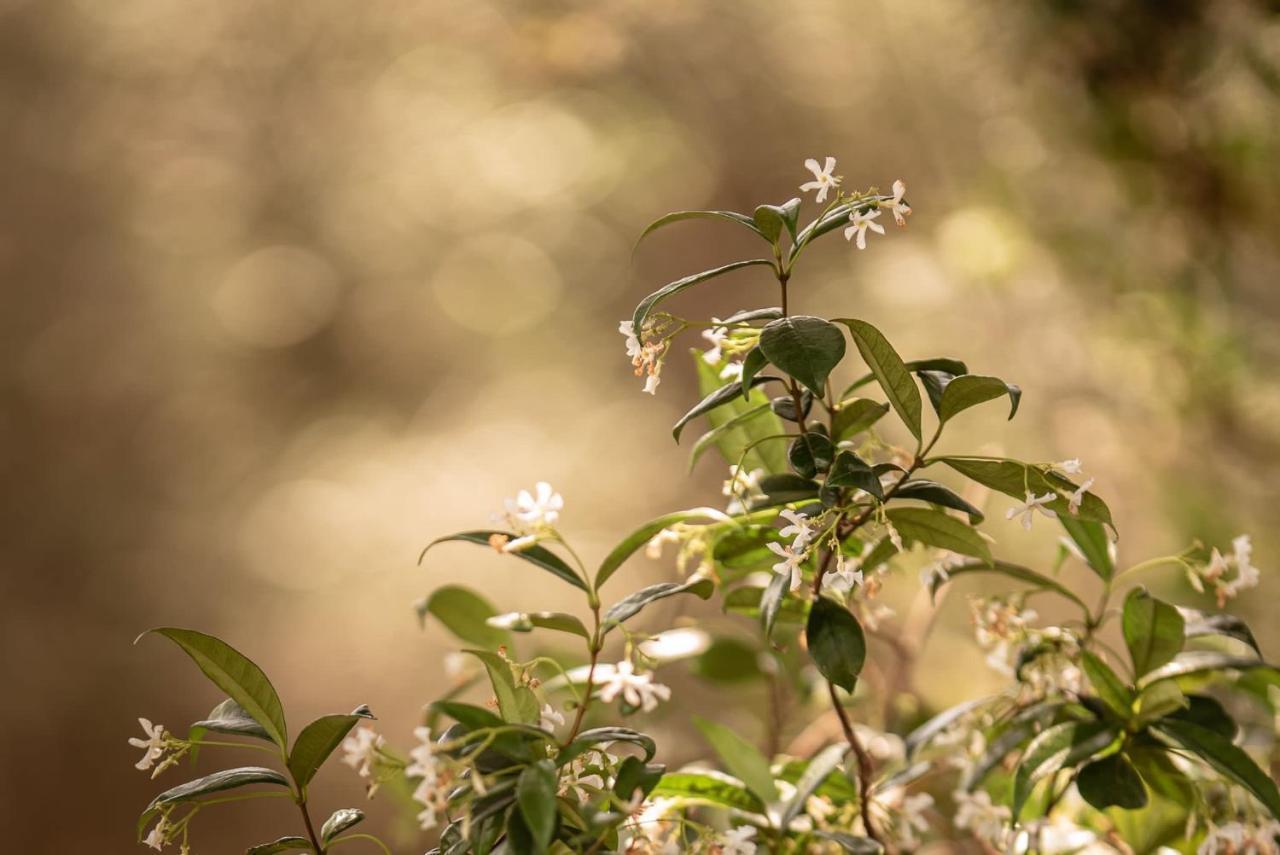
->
[596,507,727,589]
[672,374,780,442]
[421,531,587,591]
[140,628,288,750]
[891,480,984,524]
[937,374,1021,423]
[1177,606,1261,656]
[1077,753,1147,811]
[751,473,821,509]
[1123,588,1185,678]
[832,398,890,442]
[885,507,991,562]
[246,838,312,854]
[288,706,375,788]
[517,759,559,851]
[838,318,922,440]
[321,808,364,843]
[650,771,764,813]
[1138,652,1279,687]
[632,258,773,335]
[1012,721,1115,818]
[905,697,996,758]
[191,697,272,743]
[759,571,797,638]
[926,559,1089,612]
[633,210,764,253]
[780,744,849,830]
[840,357,968,400]
[940,456,1113,527]
[806,596,866,692]
[1081,651,1134,719]
[557,727,657,765]
[758,316,847,395]
[1154,719,1280,820]
[415,584,510,649]
[602,577,714,629]
[789,431,834,479]
[614,756,665,802]
[693,716,779,803]
[1060,517,1114,581]
[720,307,783,325]
[141,766,289,819]
[1164,694,1237,739]
[739,347,769,397]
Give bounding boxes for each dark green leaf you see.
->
[1060,517,1114,581]
[825,450,882,500]
[614,756,665,802]
[780,744,848,830]
[1077,753,1147,810]
[838,318,922,440]
[1165,694,1237,739]
[739,347,769,398]
[891,480,984,524]
[517,759,559,851]
[840,358,968,400]
[1178,607,1261,656]
[939,457,1113,528]
[602,577,714,629]
[415,584,509,649]
[1012,722,1115,818]
[429,701,505,731]
[885,507,991,562]
[557,727,657,765]
[246,838,312,854]
[650,771,764,812]
[1123,588,1186,678]
[770,392,812,423]
[807,597,866,692]
[288,707,375,789]
[633,259,774,335]
[937,374,1021,423]
[926,559,1089,612]
[596,507,727,589]
[693,716,779,803]
[673,375,780,442]
[421,531,587,591]
[752,473,820,509]
[789,431,834,479]
[832,398,890,442]
[759,316,847,395]
[1154,719,1280,820]
[191,698,272,743]
[321,808,364,843]
[918,370,953,414]
[633,210,764,253]
[142,766,289,819]
[139,628,288,750]
[1081,651,1134,720]
[760,567,792,642]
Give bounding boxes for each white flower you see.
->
[723,465,765,513]
[1052,458,1083,476]
[767,541,806,591]
[825,565,863,595]
[539,703,565,732]
[620,319,667,394]
[800,157,840,203]
[643,372,661,395]
[952,789,1010,846]
[720,825,758,855]
[505,481,563,529]
[896,792,934,848]
[129,718,168,772]
[702,324,729,364]
[1066,477,1094,514]
[645,527,680,559]
[1197,534,1261,607]
[487,612,527,630]
[340,726,384,781]
[886,179,911,226]
[143,816,169,851]
[720,361,744,381]
[619,320,642,359]
[844,209,885,250]
[778,509,815,550]
[406,726,439,782]
[1006,491,1057,530]
[595,660,672,712]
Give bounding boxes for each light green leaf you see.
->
[673,374,780,442]
[1122,588,1186,678]
[1154,719,1280,820]
[415,584,510,649]
[465,649,539,725]
[689,405,771,471]
[517,759,559,852]
[596,507,729,589]
[758,316,847,395]
[937,374,1021,423]
[420,531,587,591]
[780,744,849,830]
[288,706,375,788]
[837,319,922,440]
[1080,651,1134,719]
[1059,517,1114,581]
[753,204,785,243]
[321,808,364,843]
[806,596,866,693]
[885,507,991,562]
[694,354,787,473]
[633,259,774,335]
[140,628,288,751]
[693,716,780,804]
[1134,679,1187,725]
[650,771,764,813]
[602,577,714,630]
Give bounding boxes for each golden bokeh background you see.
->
[3,0,1279,850]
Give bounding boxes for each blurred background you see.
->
[2,0,1278,850]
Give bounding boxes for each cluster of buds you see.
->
[619,317,674,395]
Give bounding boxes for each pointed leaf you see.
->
[596,508,729,589]
[1012,721,1115,819]
[1137,652,1279,688]
[141,766,289,829]
[191,698,272,743]
[758,316,847,395]
[1123,588,1186,678]
[892,480,984,524]
[940,456,1113,528]
[1081,651,1134,719]
[602,577,714,630]
[633,259,773,335]
[1060,517,1114,581]
[415,584,510,649]
[288,706,375,788]
[321,808,364,843]
[1154,719,1280,820]
[421,531,587,591]
[517,759,559,852]
[840,357,968,400]
[1177,606,1261,656]
[925,559,1089,612]
[557,727,657,765]
[633,210,764,253]
[837,319,922,440]
[938,374,1021,423]
[650,771,764,813]
[693,716,779,804]
[689,404,772,471]
[807,596,866,692]
[720,307,783,325]
[760,569,790,639]
[832,398,890,442]
[246,838,312,854]
[780,744,849,830]
[673,375,781,442]
[739,346,769,398]
[1077,753,1147,810]
[885,507,991,562]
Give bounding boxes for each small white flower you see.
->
[443,651,473,682]
[595,660,672,712]
[1006,491,1057,530]
[1066,477,1094,514]
[340,726,384,781]
[952,789,1010,845]
[539,703,566,732]
[643,371,662,395]
[1199,534,1261,607]
[723,465,765,513]
[886,179,912,226]
[143,816,169,851]
[778,509,815,550]
[720,361,744,381]
[487,612,527,630]
[407,726,439,782]
[767,541,806,591]
[619,320,642,359]
[719,825,758,855]
[825,565,864,595]
[620,319,668,394]
[844,209,885,250]
[645,527,681,559]
[1052,458,1083,476]
[505,481,564,529]
[800,157,840,203]
[129,718,167,772]
[896,792,934,848]
[702,324,729,364]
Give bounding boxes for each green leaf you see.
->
[1012,721,1115,819]
[650,771,764,813]
[421,531,587,591]
[891,480,984,524]
[753,205,785,243]
[1134,679,1188,724]
[517,759,559,852]
[1059,517,1114,581]
[1123,588,1186,678]
[885,507,991,562]
[1077,753,1148,811]
[141,766,289,821]
[832,398,890,442]
[140,628,288,751]
[1137,651,1279,687]
[632,259,774,335]
[813,832,883,854]
[288,706,375,789]
[738,347,770,398]
[1164,694,1237,739]
[840,357,968,400]
[493,611,590,640]
[614,756,665,802]
[925,559,1090,612]
[246,838,312,854]
[823,451,882,503]
[1081,651,1134,719]
[1154,719,1280,820]
[557,727,657,765]
[465,649,538,725]
[806,596,866,693]
[721,307,783,325]
[673,375,781,442]
[752,473,821,509]
[596,507,728,589]
[415,584,510,649]
[1177,606,1261,656]
[321,808,364,843]
[904,697,995,757]
[939,456,1113,527]
[759,570,793,638]
[758,316,847,395]
[789,431,834,479]
[693,716,779,804]
[429,700,505,731]
[191,698,273,743]
[690,405,772,471]
[937,374,1021,423]
[693,637,763,683]
[633,210,764,253]
[602,577,714,629]
[780,744,848,830]
[694,355,788,473]
[837,319,922,440]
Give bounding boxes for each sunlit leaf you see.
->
[421,531,587,592]
[837,318,922,440]
[693,716,779,804]
[415,584,510,649]
[1122,588,1185,678]
[633,259,774,335]
[758,316,847,396]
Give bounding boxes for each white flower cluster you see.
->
[1189,534,1260,608]
[620,320,667,395]
[723,465,764,515]
[595,659,672,713]
[1197,821,1280,855]
[407,726,450,831]
[340,725,385,795]
[799,157,911,250]
[490,481,564,554]
[1006,459,1095,531]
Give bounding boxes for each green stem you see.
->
[566,602,603,743]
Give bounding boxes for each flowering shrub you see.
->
[131,160,1280,854]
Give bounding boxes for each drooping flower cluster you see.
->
[407,726,451,831]
[620,319,669,395]
[1189,534,1261,608]
[340,725,386,796]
